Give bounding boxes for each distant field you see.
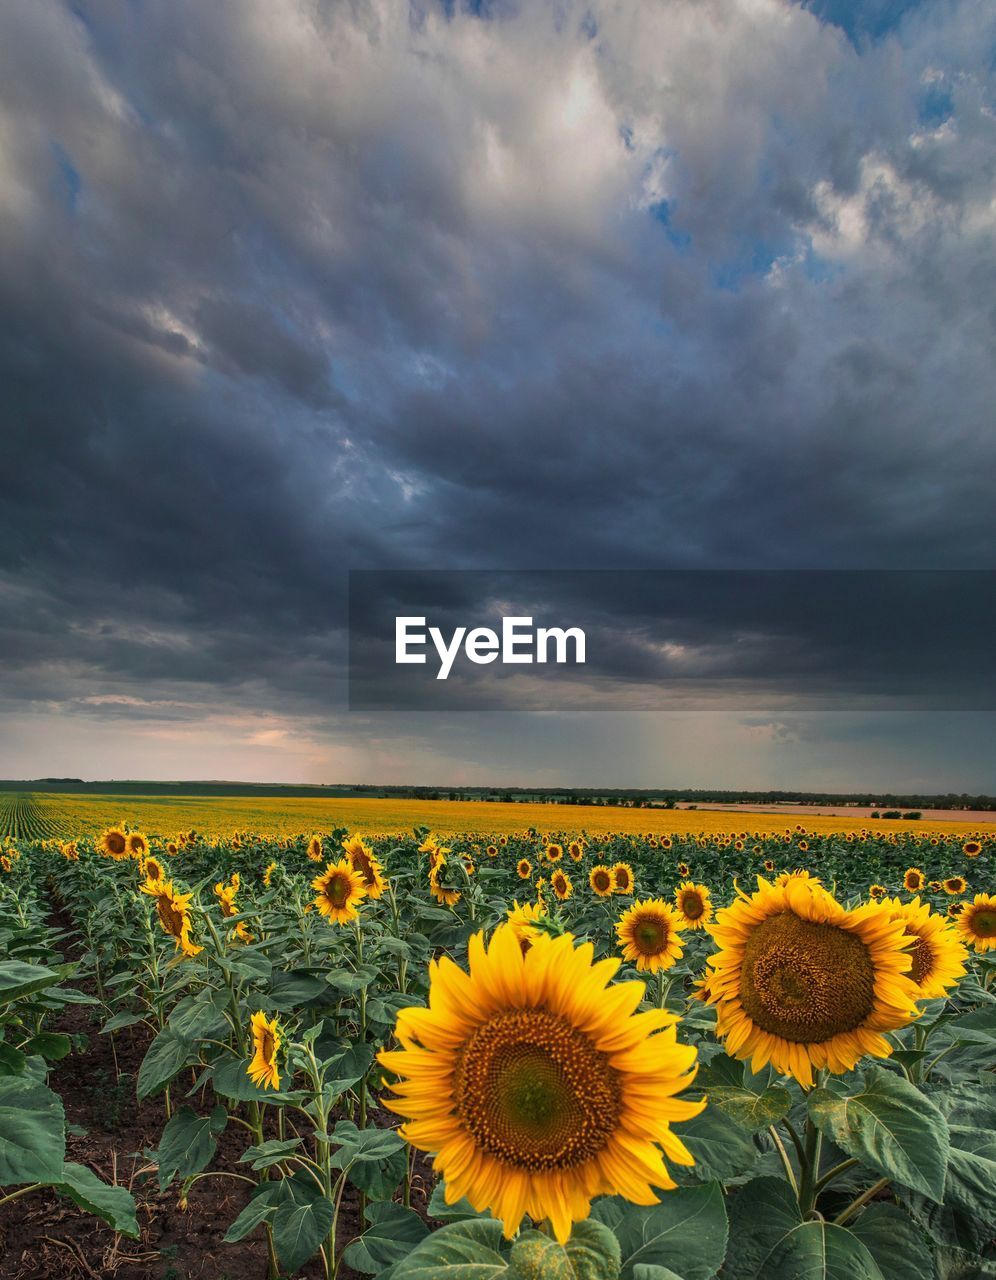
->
[3,791,993,840]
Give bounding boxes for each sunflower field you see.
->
[0,822,994,1279]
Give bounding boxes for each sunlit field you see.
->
[2,789,992,841]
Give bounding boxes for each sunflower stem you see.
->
[768,1125,799,1195]
[797,1116,823,1214]
[814,1156,859,1193]
[834,1176,890,1226]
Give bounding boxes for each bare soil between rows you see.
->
[0,905,436,1280]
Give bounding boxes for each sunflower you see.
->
[903,868,925,893]
[883,897,967,999]
[124,831,148,859]
[139,877,202,958]
[957,894,996,952]
[306,835,324,863]
[963,841,982,858]
[550,869,573,901]
[0,855,10,873]
[928,881,942,893]
[516,858,533,880]
[343,836,387,899]
[486,845,499,859]
[947,901,966,918]
[99,827,130,860]
[311,859,367,924]
[378,926,704,1243]
[674,882,713,931]
[677,862,690,878]
[166,841,179,856]
[611,863,635,895]
[661,837,672,850]
[545,843,563,863]
[429,860,461,906]
[616,899,684,974]
[775,869,822,889]
[763,859,776,873]
[506,901,548,953]
[142,855,165,882]
[215,878,238,918]
[703,876,919,1085]
[589,865,614,897]
[797,840,809,852]
[869,884,886,899]
[944,876,967,895]
[568,841,583,861]
[263,861,278,887]
[60,841,79,861]
[248,1012,282,1090]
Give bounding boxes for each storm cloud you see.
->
[0,0,993,785]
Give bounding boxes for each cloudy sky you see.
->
[1,0,994,789]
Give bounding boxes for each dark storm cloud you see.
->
[0,0,994,776]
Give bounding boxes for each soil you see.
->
[0,907,437,1280]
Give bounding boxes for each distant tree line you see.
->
[3,781,994,811]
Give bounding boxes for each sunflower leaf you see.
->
[591,1181,728,1280]
[0,1076,66,1183]
[724,1176,883,1280]
[847,1204,933,1280]
[51,1162,140,1238]
[700,1085,791,1133]
[136,1028,195,1100]
[155,1104,227,1190]
[390,1217,509,1278]
[807,1066,949,1200]
[341,1201,429,1274]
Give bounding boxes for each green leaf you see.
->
[944,1125,996,1227]
[848,1204,933,1280]
[0,1041,27,1077]
[428,1182,489,1222]
[52,1162,140,1237]
[136,1028,194,1100]
[156,1105,227,1190]
[0,1076,66,1183]
[391,1218,509,1279]
[271,1173,335,1273]
[807,1066,949,1200]
[238,1137,304,1170]
[349,1143,407,1199]
[168,988,229,1040]
[564,1220,622,1280]
[591,1182,728,1280]
[631,1269,684,1280]
[724,1177,883,1280]
[935,1246,996,1279]
[330,1119,405,1168]
[21,1031,72,1061]
[209,1054,298,1103]
[672,1106,759,1182]
[101,1012,145,1033]
[705,1085,791,1132]
[325,1042,375,1093]
[341,1201,430,1274]
[223,1182,283,1242]
[0,960,63,1005]
[267,969,328,1010]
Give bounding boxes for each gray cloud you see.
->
[0,0,994,785]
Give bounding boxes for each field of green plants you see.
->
[0,821,993,1279]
